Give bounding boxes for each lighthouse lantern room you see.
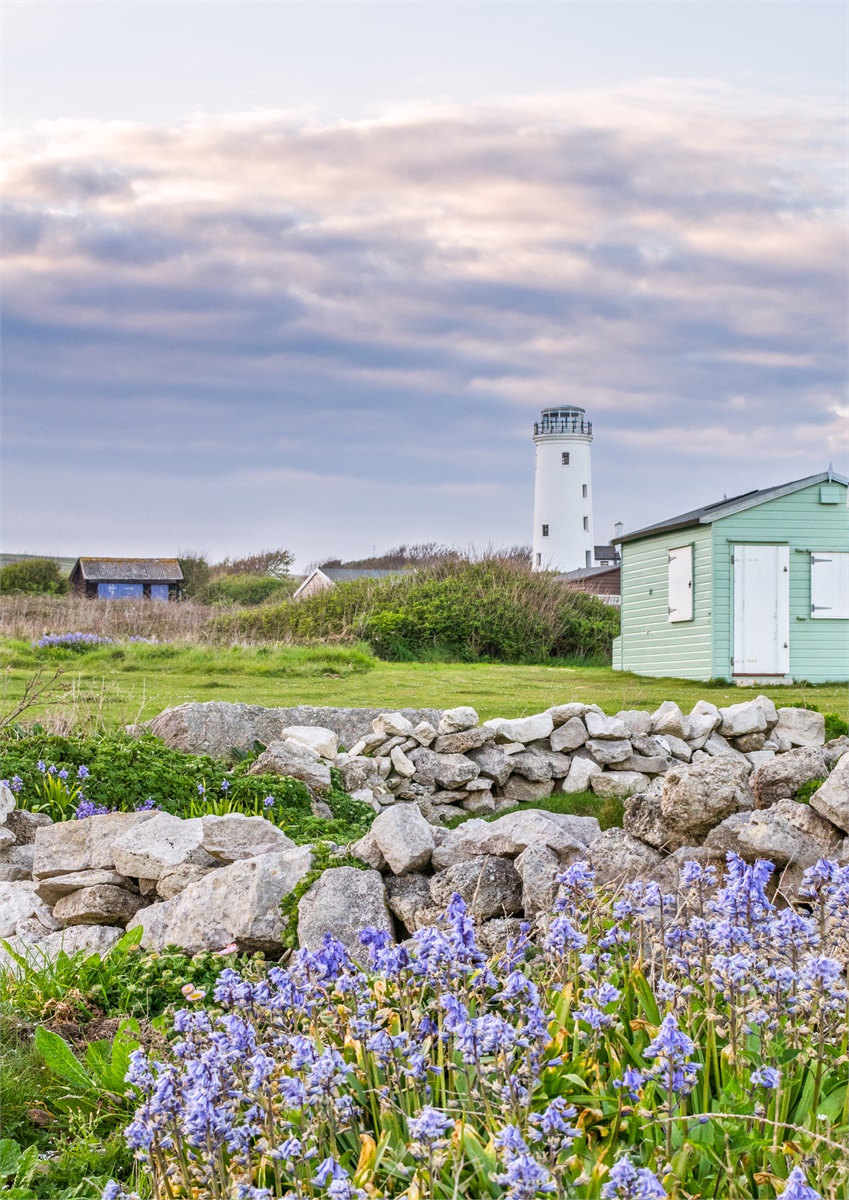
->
[532,406,594,572]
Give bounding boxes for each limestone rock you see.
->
[338,757,382,793]
[587,829,666,889]
[130,846,314,954]
[112,812,215,880]
[412,721,437,746]
[612,755,668,776]
[746,750,777,769]
[350,829,388,870]
[623,793,689,851]
[370,805,435,875]
[157,866,216,900]
[477,918,526,955]
[4,810,52,845]
[429,855,522,919]
[52,884,146,928]
[515,843,565,917]
[374,712,416,738]
[0,829,15,852]
[0,865,31,882]
[281,725,338,759]
[36,869,138,907]
[655,734,692,762]
[462,791,496,815]
[660,758,754,841]
[704,812,753,856]
[297,867,393,963]
[736,799,843,868]
[734,732,767,753]
[0,881,39,937]
[536,750,573,778]
[499,777,554,805]
[651,701,687,739]
[200,814,296,862]
[561,756,603,793]
[550,717,589,753]
[390,746,416,778]
[685,700,721,742]
[467,745,515,786]
[488,713,554,744]
[823,736,849,770]
[248,741,332,791]
[32,811,157,880]
[749,747,829,810]
[547,702,598,725]
[775,708,826,748]
[703,732,748,763]
[508,751,553,782]
[718,698,769,739]
[615,710,654,738]
[408,748,480,789]
[590,771,649,799]
[432,809,598,869]
[437,706,479,735]
[385,874,433,932]
[809,753,849,833]
[0,783,15,821]
[585,738,632,765]
[585,711,628,740]
[433,727,493,754]
[1,924,124,972]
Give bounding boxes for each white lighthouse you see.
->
[532,406,594,571]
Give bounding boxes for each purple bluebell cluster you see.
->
[34,632,114,649]
[102,853,844,1200]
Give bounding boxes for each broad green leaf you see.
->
[34,1026,95,1091]
[0,1139,21,1179]
[13,1144,38,1186]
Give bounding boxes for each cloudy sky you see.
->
[2,1,846,567]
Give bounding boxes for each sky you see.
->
[2,1,847,568]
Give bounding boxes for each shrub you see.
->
[0,558,68,596]
[202,573,293,607]
[219,558,620,662]
[176,551,210,598]
[824,712,849,741]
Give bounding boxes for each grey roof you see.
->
[616,471,848,546]
[72,557,183,582]
[594,544,620,560]
[559,565,621,581]
[320,568,407,582]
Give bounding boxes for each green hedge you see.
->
[202,573,293,607]
[218,559,620,662]
[0,558,69,595]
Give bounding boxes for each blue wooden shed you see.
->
[611,470,848,683]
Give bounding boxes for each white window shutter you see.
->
[668,545,694,622]
[811,552,849,618]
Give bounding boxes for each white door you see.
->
[732,545,789,675]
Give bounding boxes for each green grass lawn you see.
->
[1,637,846,729]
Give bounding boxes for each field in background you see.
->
[1,637,845,730]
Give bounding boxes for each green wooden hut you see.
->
[611,470,848,683]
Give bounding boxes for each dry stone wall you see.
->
[1,697,847,967]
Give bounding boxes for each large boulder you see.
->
[408,748,480,789]
[200,814,295,862]
[623,793,689,852]
[774,708,826,748]
[385,874,433,933]
[129,846,314,954]
[749,747,829,809]
[431,809,598,869]
[810,753,849,833]
[429,855,522,919]
[660,758,754,842]
[112,813,215,880]
[586,829,668,890]
[736,799,843,868]
[147,702,441,756]
[718,696,775,739]
[550,717,589,753]
[370,805,435,875]
[248,741,332,791]
[297,867,393,963]
[704,812,753,856]
[33,811,157,880]
[52,884,146,928]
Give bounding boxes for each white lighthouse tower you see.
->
[532,406,594,571]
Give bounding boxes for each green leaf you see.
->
[0,1139,21,1179]
[13,1144,38,1186]
[34,1026,95,1091]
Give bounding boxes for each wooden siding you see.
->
[613,525,713,678]
[711,483,849,683]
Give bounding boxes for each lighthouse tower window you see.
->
[561,452,570,466]
[542,524,549,537]
[582,484,588,498]
[583,516,589,531]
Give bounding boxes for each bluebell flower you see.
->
[408,1105,453,1144]
[750,1065,780,1089]
[10,775,23,792]
[613,1066,645,1102]
[643,1014,700,1098]
[221,779,230,792]
[601,1155,667,1198]
[263,794,275,807]
[77,764,90,779]
[779,1166,821,1200]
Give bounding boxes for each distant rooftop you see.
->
[72,557,183,582]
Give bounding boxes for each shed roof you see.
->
[616,471,848,546]
[72,558,183,582]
